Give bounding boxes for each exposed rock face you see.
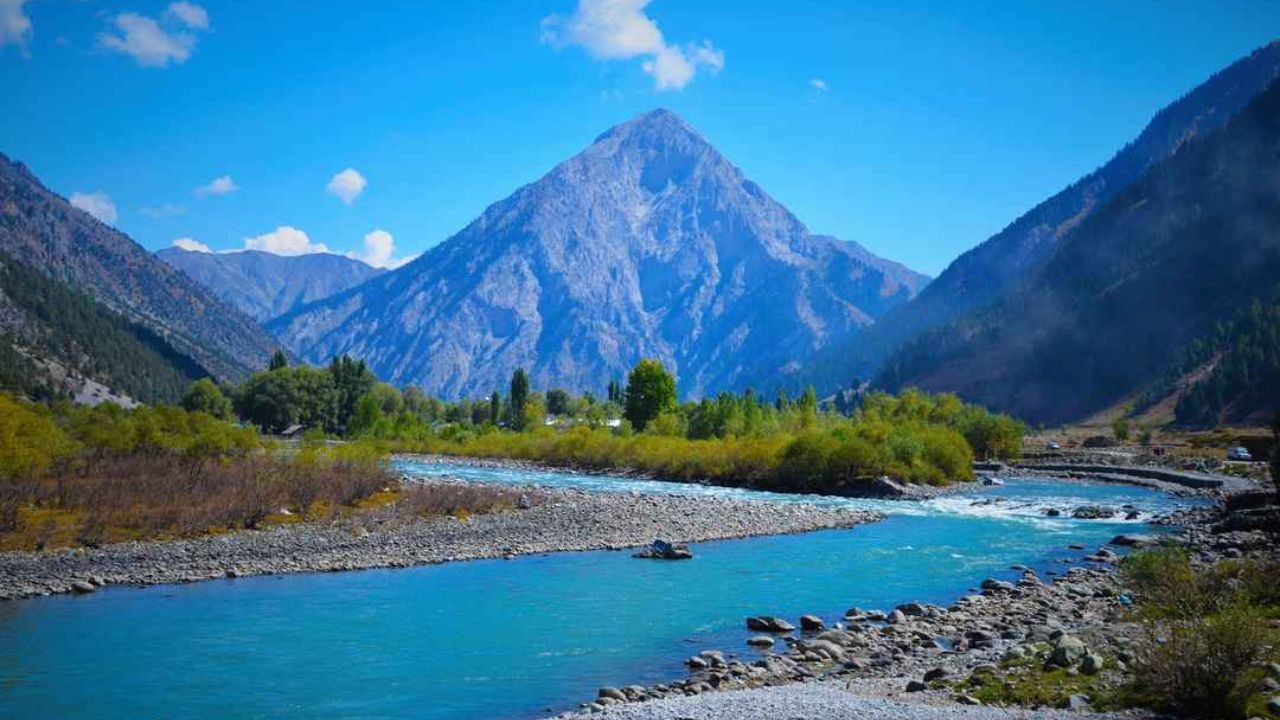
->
[158,248,384,322]
[806,40,1280,391]
[0,154,277,381]
[269,109,927,399]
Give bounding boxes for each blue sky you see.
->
[2,0,1278,274]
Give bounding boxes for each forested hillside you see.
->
[0,252,208,404]
[802,40,1280,395]
[877,76,1280,424]
[0,154,277,381]
[1137,297,1280,426]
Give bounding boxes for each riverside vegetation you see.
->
[0,393,534,551]
[209,354,1025,492]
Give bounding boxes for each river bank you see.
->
[399,453,976,499]
[0,481,881,600]
[551,504,1276,719]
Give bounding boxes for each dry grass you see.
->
[0,453,391,550]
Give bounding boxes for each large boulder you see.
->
[633,539,693,560]
[745,616,795,633]
[1048,635,1088,668]
[799,614,824,631]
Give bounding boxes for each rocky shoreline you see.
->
[551,504,1276,720]
[0,482,882,601]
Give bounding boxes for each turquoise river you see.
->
[0,460,1203,719]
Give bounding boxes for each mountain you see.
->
[0,251,208,405]
[806,40,1280,390]
[877,75,1280,424]
[157,248,384,322]
[269,109,929,399]
[0,153,278,382]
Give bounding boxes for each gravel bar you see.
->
[551,684,1144,719]
[0,483,881,600]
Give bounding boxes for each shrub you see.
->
[1132,606,1274,719]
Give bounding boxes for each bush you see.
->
[1132,607,1274,719]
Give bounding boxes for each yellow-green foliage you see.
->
[0,395,73,479]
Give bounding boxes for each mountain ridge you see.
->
[0,153,279,381]
[157,247,385,322]
[803,39,1280,392]
[270,109,928,399]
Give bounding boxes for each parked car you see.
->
[1227,446,1253,461]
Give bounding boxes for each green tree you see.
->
[347,393,383,436]
[489,391,501,427]
[1112,417,1131,442]
[181,378,233,420]
[624,359,676,431]
[268,349,289,371]
[329,355,376,430]
[546,388,570,416]
[509,368,530,431]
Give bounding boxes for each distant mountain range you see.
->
[0,153,278,383]
[269,109,929,399]
[157,248,384,322]
[877,54,1280,424]
[804,40,1280,398]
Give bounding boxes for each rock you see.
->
[70,580,96,594]
[225,568,240,579]
[517,494,532,510]
[923,667,949,682]
[905,680,927,692]
[1110,534,1154,547]
[956,694,982,705]
[1049,635,1088,668]
[1267,697,1280,715]
[597,687,626,702]
[747,636,775,648]
[1081,654,1103,675]
[1071,506,1116,520]
[746,616,795,633]
[1267,663,1280,680]
[633,539,693,560]
[1066,694,1091,710]
[799,615,824,631]
[685,656,708,670]
[888,609,907,624]
[897,602,927,616]
[980,578,1015,593]
[1044,508,1062,517]
[89,576,106,587]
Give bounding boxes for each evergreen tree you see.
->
[490,391,501,427]
[509,368,530,431]
[268,349,289,371]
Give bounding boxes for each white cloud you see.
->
[350,229,415,269]
[98,3,210,68]
[194,174,237,197]
[70,191,119,225]
[172,237,210,253]
[326,168,367,205]
[243,226,330,256]
[542,0,723,92]
[0,0,32,51]
[809,78,829,92]
[140,203,187,218]
[166,2,209,30]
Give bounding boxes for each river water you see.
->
[0,461,1201,719]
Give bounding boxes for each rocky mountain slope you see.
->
[270,109,928,399]
[807,40,1280,391]
[158,247,384,322]
[877,76,1280,424]
[0,153,278,381]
